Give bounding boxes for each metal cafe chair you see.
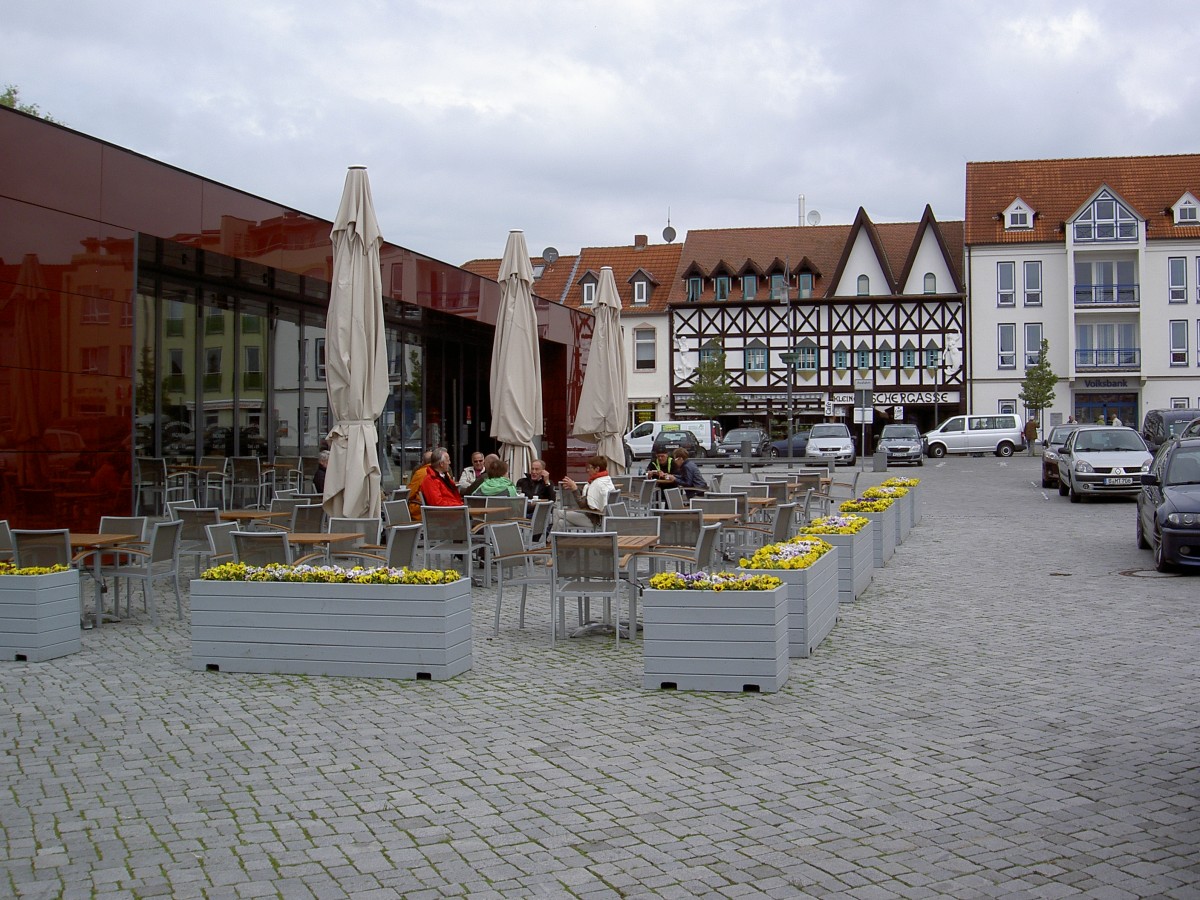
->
[487,521,553,639]
[421,505,474,580]
[114,519,184,624]
[231,531,292,567]
[549,531,625,645]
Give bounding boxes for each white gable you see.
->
[831,229,889,296]
[901,224,955,295]
[1003,197,1035,230]
[1172,192,1199,226]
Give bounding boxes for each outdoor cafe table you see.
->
[69,532,140,628]
[566,533,659,640]
[285,531,358,564]
[219,510,289,528]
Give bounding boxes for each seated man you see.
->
[669,448,707,497]
[516,458,557,506]
[419,448,463,507]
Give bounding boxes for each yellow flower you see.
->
[0,563,70,576]
[200,562,463,585]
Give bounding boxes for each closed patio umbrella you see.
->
[571,266,627,475]
[323,166,388,520]
[489,230,543,480]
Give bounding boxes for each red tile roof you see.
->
[460,253,580,307]
[965,154,1200,245]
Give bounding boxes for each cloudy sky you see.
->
[8,1,1199,266]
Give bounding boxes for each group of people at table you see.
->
[403,446,707,529]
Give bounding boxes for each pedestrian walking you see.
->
[1024,417,1038,455]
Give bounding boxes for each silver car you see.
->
[1057,426,1152,503]
[807,423,856,466]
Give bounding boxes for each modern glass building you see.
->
[0,107,591,530]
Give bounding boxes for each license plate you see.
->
[1104,477,1133,486]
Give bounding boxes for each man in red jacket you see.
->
[419,448,463,507]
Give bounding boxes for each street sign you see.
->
[853,407,874,424]
[824,400,835,417]
[894,405,904,420]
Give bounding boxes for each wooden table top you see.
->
[286,532,359,546]
[219,510,289,522]
[69,532,141,548]
[615,534,658,551]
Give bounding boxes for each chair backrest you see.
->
[99,516,148,541]
[636,479,657,508]
[290,503,325,533]
[653,509,704,549]
[551,531,619,583]
[601,516,660,537]
[768,502,798,544]
[382,499,412,526]
[707,472,723,493]
[0,519,12,562]
[327,517,382,547]
[230,456,261,485]
[275,488,298,500]
[690,497,738,516]
[177,507,220,543]
[793,473,822,495]
[605,489,622,509]
[135,457,166,488]
[205,521,238,563]
[12,529,72,568]
[487,521,528,564]
[165,499,198,520]
[753,480,788,504]
[465,495,490,509]
[693,523,721,569]
[745,483,770,500]
[201,455,228,474]
[663,487,685,510]
[829,471,859,501]
[421,506,470,545]
[526,500,555,545]
[383,523,423,569]
[300,456,320,480]
[605,500,630,517]
[485,495,526,518]
[559,488,580,511]
[148,519,183,565]
[610,474,635,495]
[270,497,302,516]
[232,531,291,566]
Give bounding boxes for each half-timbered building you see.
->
[666,207,965,445]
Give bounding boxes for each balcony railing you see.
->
[1074,284,1139,307]
[1075,348,1140,370]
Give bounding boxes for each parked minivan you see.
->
[923,413,1025,458]
[623,420,723,459]
[1141,408,1200,454]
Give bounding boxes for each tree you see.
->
[1019,338,1058,427]
[687,353,738,422]
[1,85,63,124]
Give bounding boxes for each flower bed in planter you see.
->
[191,564,471,680]
[864,485,911,543]
[884,477,921,527]
[840,499,896,567]
[642,572,788,693]
[0,565,81,662]
[799,515,873,605]
[738,537,839,659]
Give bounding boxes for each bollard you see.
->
[873,451,888,472]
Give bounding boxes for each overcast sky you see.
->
[9,1,1199,267]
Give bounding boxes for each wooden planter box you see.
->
[738,548,838,659]
[0,570,82,662]
[190,578,472,680]
[863,508,896,567]
[813,524,874,605]
[642,584,788,693]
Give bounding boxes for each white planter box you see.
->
[863,509,896,567]
[738,548,838,659]
[642,585,788,693]
[910,483,922,526]
[0,570,82,662]
[895,492,913,542]
[190,578,472,680]
[814,525,874,605]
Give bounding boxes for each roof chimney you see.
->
[634,234,648,250]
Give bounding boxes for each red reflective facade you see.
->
[0,107,591,530]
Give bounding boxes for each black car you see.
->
[716,427,771,461]
[650,429,704,457]
[1136,437,1200,572]
[768,430,810,458]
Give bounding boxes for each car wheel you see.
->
[769,447,780,458]
[693,446,706,459]
[1069,482,1082,503]
[996,442,1014,457]
[916,458,924,467]
[1058,478,1069,497]
[1154,532,1173,573]
[1136,510,1150,550]
[929,444,946,458]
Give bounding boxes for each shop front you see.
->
[1071,377,1139,427]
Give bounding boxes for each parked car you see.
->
[1177,416,1200,441]
[1136,437,1200,572]
[650,429,704,458]
[875,424,924,466]
[1056,425,1152,503]
[1039,423,1080,488]
[768,429,810,458]
[624,420,722,460]
[806,423,856,466]
[715,427,770,464]
[1141,407,1200,454]
[923,413,1024,458]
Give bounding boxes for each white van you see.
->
[624,420,723,459]
[923,413,1025,458]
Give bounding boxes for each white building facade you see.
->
[965,156,1200,430]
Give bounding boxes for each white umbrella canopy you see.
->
[489,230,543,479]
[323,166,389,520]
[571,266,628,474]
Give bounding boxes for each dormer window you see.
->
[582,281,596,306]
[1172,193,1199,226]
[633,280,648,305]
[741,275,757,301]
[1003,198,1035,230]
[714,276,730,301]
[769,273,786,300]
[798,272,813,298]
[1073,189,1138,242]
[687,276,702,302]
[532,264,545,280]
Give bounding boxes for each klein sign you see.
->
[872,390,959,405]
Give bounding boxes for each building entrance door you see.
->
[1074,392,1137,426]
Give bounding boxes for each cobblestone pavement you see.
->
[2,457,1198,899]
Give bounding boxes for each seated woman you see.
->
[557,455,615,529]
[473,458,518,497]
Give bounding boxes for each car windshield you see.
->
[1168,419,1200,438]
[1166,451,1200,485]
[726,429,760,441]
[1073,430,1147,452]
[880,425,919,439]
[1048,426,1077,444]
[809,425,848,438]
